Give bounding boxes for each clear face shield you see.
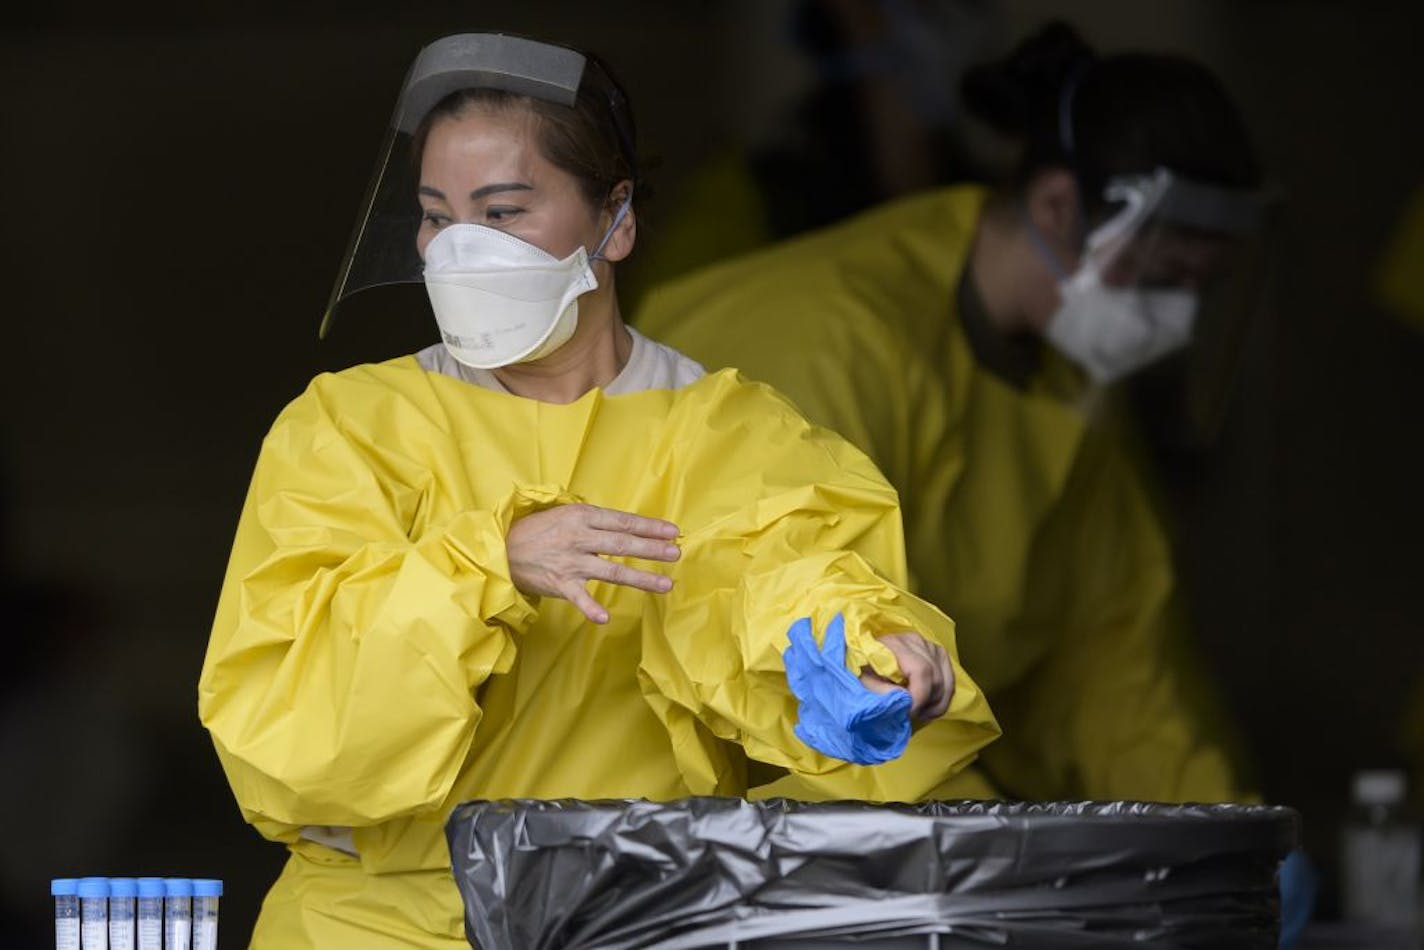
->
[317,34,605,366]
[1045,167,1274,445]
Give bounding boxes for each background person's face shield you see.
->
[317,34,589,339]
[1080,168,1274,447]
[1085,168,1265,299]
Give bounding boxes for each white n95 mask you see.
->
[1030,172,1200,385]
[1044,267,1198,385]
[422,225,599,369]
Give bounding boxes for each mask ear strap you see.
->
[591,192,633,262]
[1021,203,1072,281]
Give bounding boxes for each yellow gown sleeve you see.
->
[197,378,536,832]
[637,377,1000,801]
[977,434,1252,803]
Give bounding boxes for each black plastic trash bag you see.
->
[445,798,1298,949]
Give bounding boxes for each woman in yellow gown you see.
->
[197,33,997,948]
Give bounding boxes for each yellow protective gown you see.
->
[198,361,999,948]
[1404,676,1424,809]
[637,185,1249,805]
[1375,181,1424,332]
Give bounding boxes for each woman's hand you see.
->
[506,504,681,624]
[861,633,954,720]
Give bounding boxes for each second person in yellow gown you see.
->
[639,23,1267,804]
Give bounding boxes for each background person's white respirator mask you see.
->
[1035,170,1199,386]
[422,198,630,369]
[1044,264,1198,387]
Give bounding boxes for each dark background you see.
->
[3,1,1422,943]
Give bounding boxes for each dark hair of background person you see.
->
[961,20,1261,212]
[410,50,648,219]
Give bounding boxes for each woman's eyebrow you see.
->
[470,182,534,200]
[418,183,534,201]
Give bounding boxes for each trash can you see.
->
[446,798,1299,949]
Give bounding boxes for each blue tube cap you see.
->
[108,878,138,898]
[163,878,193,898]
[137,877,166,898]
[77,878,110,899]
[192,879,224,897]
[51,878,79,896]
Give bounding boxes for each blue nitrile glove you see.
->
[782,613,913,765]
[1277,848,1317,950]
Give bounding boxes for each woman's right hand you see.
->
[506,504,681,624]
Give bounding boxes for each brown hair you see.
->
[411,51,644,216]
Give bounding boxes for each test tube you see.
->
[135,879,164,950]
[107,879,136,950]
[163,878,192,950]
[192,880,223,950]
[51,879,79,950]
[78,878,109,950]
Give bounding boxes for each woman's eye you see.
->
[422,211,451,229]
[486,206,522,223]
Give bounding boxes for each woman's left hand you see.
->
[860,633,954,720]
